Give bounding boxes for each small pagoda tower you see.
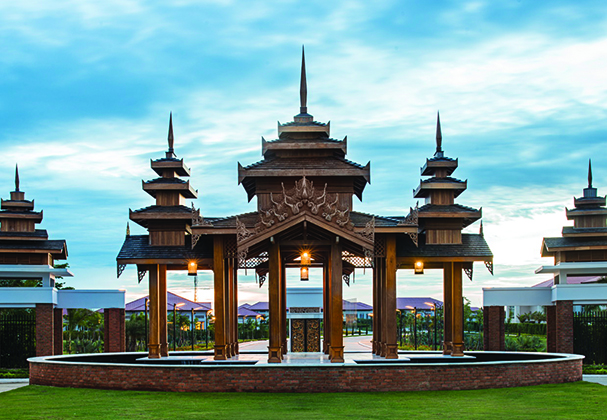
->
[0,165,67,275]
[129,114,198,246]
[414,113,481,244]
[541,160,607,267]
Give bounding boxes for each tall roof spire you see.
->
[168,112,174,154]
[435,112,443,157]
[14,164,20,192]
[588,159,593,188]
[300,45,307,114]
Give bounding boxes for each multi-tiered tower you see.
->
[414,114,481,244]
[130,114,198,246]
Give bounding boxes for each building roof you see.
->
[237,305,263,317]
[396,233,492,259]
[397,297,443,310]
[247,301,269,311]
[117,234,213,261]
[125,291,211,312]
[343,300,373,311]
[543,236,607,251]
[0,239,68,259]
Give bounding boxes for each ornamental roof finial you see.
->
[588,159,593,188]
[14,164,20,192]
[435,111,443,157]
[300,45,307,115]
[168,112,174,154]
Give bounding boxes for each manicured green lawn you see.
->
[0,382,605,419]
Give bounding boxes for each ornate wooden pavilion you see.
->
[117,49,493,362]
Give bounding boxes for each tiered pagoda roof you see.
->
[238,47,370,202]
[129,114,198,247]
[413,114,482,245]
[542,160,607,260]
[0,165,67,263]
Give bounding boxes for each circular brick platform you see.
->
[29,351,583,393]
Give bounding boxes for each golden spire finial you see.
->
[300,45,307,114]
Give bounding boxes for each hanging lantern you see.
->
[301,251,311,266]
[414,261,424,275]
[300,266,309,281]
[188,260,198,276]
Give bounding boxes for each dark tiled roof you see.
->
[0,229,48,239]
[116,235,213,260]
[145,177,186,184]
[0,239,66,252]
[421,176,465,184]
[396,233,492,258]
[418,204,479,213]
[543,236,607,249]
[427,155,456,163]
[562,227,607,234]
[349,211,403,227]
[280,121,328,127]
[242,156,366,171]
[131,205,192,215]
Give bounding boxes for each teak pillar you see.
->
[213,236,227,360]
[378,256,387,356]
[281,262,287,356]
[385,235,398,359]
[148,265,161,359]
[451,262,465,356]
[442,262,453,355]
[322,262,330,354]
[231,257,239,355]
[159,264,168,357]
[225,255,234,357]
[329,240,344,363]
[268,242,282,363]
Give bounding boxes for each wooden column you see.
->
[281,262,287,355]
[232,258,239,355]
[379,257,387,357]
[371,261,378,354]
[442,262,453,355]
[225,256,234,357]
[451,262,464,356]
[268,241,282,363]
[330,240,344,363]
[323,261,331,354]
[159,264,168,357]
[213,236,227,360]
[148,265,161,359]
[385,235,398,359]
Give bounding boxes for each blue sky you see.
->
[1,1,607,307]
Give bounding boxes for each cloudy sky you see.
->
[1,1,606,307]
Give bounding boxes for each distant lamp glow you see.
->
[188,260,198,276]
[300,250,311,281]
[300,266,309,281]
[414,261,424,275]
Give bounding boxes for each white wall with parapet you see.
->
[0,287,125,309]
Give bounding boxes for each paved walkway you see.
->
[0,379,29,393]
[583,375,607,386]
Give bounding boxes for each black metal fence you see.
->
[0,310,36,368]
[574,311,607,365]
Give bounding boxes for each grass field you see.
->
[0,382,606,420]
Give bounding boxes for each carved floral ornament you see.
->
[257,176,353,231]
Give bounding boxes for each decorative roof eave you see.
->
[418,209,481,219]
[413,180,467,198]
[397,255,492,265]
[0,241,68,259]
[0,199,35,210]
[150,158,191,177]
[562,227,607,237]
[373,226,418,233]
[277,121,330,136]
[566,207,607,219]
[238,163,370,183]
[142,180,198,199]
[420,158,458,176]
[116,257,213,267]
[262,136,345,155]
[0,211,43,222]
